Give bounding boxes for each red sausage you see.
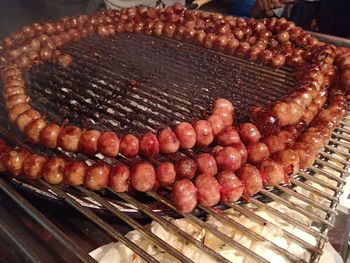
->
[130,162,156,192]
[292,142,316,169]
[16,108,41,132]
[57,126,82,153]
[217,126,241,146]
[84,162,110,190]
[156,162,176,187]
[119,134,139,157]
[237,164,262,197]
[64,161,88,186]
[194,120,214,147]
[172,179,197,213]
[262,135,285,154]
[8,103,31,122]
[23,154,47,180]
[98,131,120,157]
[158,128,180,154]
[212,108,234,127]
[174,122,196,149]
[79,130,101,156]
[258,159,284,186]
[139,132,159,158]
[195,174,221,207]
[247,142,270,164]
[215,146,242,172]
[109,164,130,192]
[42,157,67,185]
[213,98,234,113]
[272,149,300,174]
[40,123,61,149]
[231,142,248,164]
[238,123,261,144]
[25,118,47,144]
[207,114,225,137]
[196,153,218,176]
[218,170,244,203]
[3,150,30,176]
[176,158,197,179]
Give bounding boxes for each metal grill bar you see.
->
[0,177,96,263]
[319,151,350,167]
[75,186,194,263]
[289,178,338,202]
[198,205,306,263]
[40,181,159,263]
[259,189,334,227]
[113,190,232,263]
[274,185,337,215]
[147,191,270,263]
[1,32,350,263]
[297,171,343,193]
[227,201,324,254]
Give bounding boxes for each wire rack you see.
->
[0,32,349,263]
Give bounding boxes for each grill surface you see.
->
[0,32,349,263]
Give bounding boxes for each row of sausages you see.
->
[0,84,345,213]
[2,66,237,159]
[252,60,336,136]
[1,3,329,72]
[0,80,341,213]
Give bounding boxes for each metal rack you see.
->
[0,32,349,262]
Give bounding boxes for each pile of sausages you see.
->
[0,3,349,213]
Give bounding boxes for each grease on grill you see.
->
[26,33,294,135]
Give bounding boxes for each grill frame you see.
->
[0,32,350,263]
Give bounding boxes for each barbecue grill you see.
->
[0,31,350,262]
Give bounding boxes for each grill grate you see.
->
[0,32,349,263]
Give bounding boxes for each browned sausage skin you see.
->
[195,174,220,207]
[23,154,47,180]
[109,164,130,192]
[172,179,197,213]
[42,157,67,185]
[98,131,119,157]
[64,161,88,186]
[218,170,244,203]
[84,162,110,190]
[130,162,156,192]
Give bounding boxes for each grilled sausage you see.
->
[174,122,196,149]
[84,162,110,190]
[237,164,262,197]
[172,179,197,213]
[139,132,159,158]
[176,158,197,180]
[23,154,47,180]
[217,126,241,146]
[64,161,88,186]
[57,126,82,153]
[98,131,120,157]
[130,162,156,192]
[158,128,180,154]
[196,153,218,176]
[195,174,220,207]
[79,130,101,156]
[40,123,61,149]
[218,170,244,203]
[156,162,176,187]
[194,120,214,147]
[120,134,139,157]
[109,164,130,192]
[42,157,67,185]
[238,123,261,144]
[215,146,242,172]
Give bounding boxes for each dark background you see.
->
[0,0,90,38]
